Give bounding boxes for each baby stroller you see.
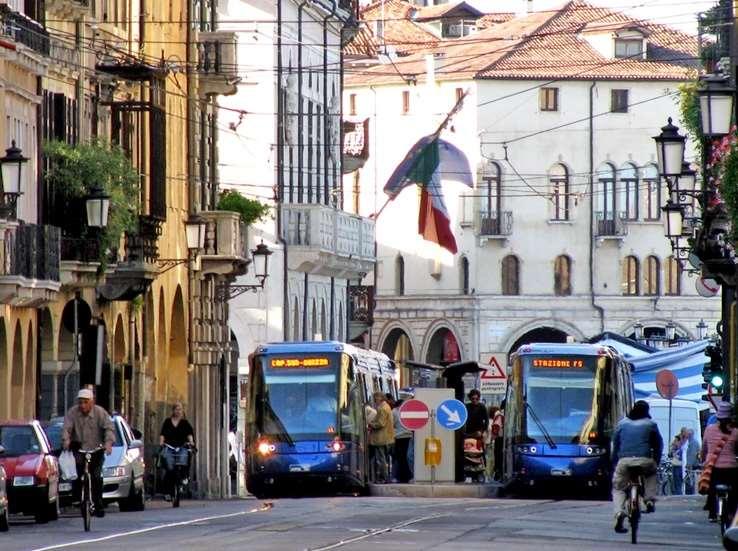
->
[463,437,486,483]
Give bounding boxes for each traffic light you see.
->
[703,344,725,392]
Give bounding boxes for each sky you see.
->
[468,0,720,34]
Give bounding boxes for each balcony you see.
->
[98,215,161,301]
[46,0,90,20]
[595,211,628,241]
[0,223,61,307]
[199,211,250,277]
[281,204,375,279]
[478,210,512,245]
[49,35,80,75]
[348,284,373,341]
[0,5,49,55]
[196,31,239,97]
[59,237,102,289]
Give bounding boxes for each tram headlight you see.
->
[257,441,276,456]
[327,438,346,453]
[516,445,538,455]
[584,446,606,456]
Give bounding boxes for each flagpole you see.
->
[370,89,470,220]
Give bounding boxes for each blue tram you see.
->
[245,341,396,497]
[502,343,634,494]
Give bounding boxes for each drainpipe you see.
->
[63,292,80,413]
[297,0,311,204]
[323,0,336,206]
[589,80,605,333]
[277,0,289,340]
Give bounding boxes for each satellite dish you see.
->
[696,277,720,298]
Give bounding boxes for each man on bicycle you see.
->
[611,400,663,534]
[61,388,115,517]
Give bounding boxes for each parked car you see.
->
[0,446,9,532]
[44,414,145,511]
[0,421,59,523]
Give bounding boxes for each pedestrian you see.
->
[486,405,499,481]
[464,389,489,440]
[392,399,412,483]
[611,400,663,534]
[368,392,394,483]
[61,388,115,518]
[669,428,687,495]
[492,400,505,481]
[701,402,738,522]
[685,428,700,495]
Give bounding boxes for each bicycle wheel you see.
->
[172,469,180,508]
[629,486,640,545]
[720,496,730,536]
[81,474,92,532]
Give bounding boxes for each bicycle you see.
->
[625,465,648,545]
[77,447,103,532]
[162,443,194,508]
[657,459,673,496]
[715,483,733,536]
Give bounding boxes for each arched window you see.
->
[549,164,570,221]
[460,256,470,295]
[596,163,617,228]
[622,256,639,295]
[619,162,639,220]
[292,298,300,341]
[554,255,571,296]
[481,162,502,233]
[643,164,660,220]
[396,255,405,295]
[501,255,520,295]
[665,256,682,295]
[644,255,660,295]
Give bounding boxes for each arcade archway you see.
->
[381,327,415,388]
[508,326,569,355]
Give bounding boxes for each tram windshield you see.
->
[253,354,340,441]
[524,355,600,444]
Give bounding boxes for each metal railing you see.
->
[124,215,161,263]
[595,211,627,237]
[60,237,100,263]
[0,5,50,56]
[479,210,513,236]
[49,35,80,68]
[196,32,238,78]
[1,224,60,281]
[282,204,375,261]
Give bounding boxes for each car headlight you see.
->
[103,466,127,478]
[13,476,35,487]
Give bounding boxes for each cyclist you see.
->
[611,400,663,534]
[701,401,738,523]
[61,388,115,518]
[159,402,195,499]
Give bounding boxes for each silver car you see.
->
[102,416,145,511]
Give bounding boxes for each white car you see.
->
[102,415,145,511]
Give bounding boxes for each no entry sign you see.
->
[398,399,430,431]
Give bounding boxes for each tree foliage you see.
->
[217,189,270,225]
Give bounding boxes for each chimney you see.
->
[516,0,534,16]
[425,54,435,85]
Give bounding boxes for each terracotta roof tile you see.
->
[413,1,483,21]
[357,0,439,54]
[346,0,699,86]
[476,12,516,29]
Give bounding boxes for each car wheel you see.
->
[120,480,145,512]
[0,504,9,532]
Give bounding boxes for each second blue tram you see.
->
[245,341,397,497]
[502,342,634,494]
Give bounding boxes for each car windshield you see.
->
[44,419,125,451]
[0,426,41,456]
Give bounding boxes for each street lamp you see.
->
[0,140,27,219]
[216,241,273,299]
[633,322,644,341]
[85,184,110,228]
[665,321,677,342]
[653,118,686,178]
[185,213,207,252]
[697,319,708,340]
[678,162,697,198]
[662,201,684,240]
[698,72,735,138]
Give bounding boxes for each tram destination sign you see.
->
[270,357,330,368]
[532,358,585,369]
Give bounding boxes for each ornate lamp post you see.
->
[0,141,28,219]
[217,241,273,299]
[85,184,111,228]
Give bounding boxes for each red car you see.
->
[0,421,59,523]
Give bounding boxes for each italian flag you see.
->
[384,134,473,254]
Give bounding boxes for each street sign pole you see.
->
[668,398,672,448]
[430,409,436,485]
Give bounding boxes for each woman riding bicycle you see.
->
[159,402,195,499]
[701,401,738,523]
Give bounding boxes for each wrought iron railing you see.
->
[60,237,100,263]
[125,215,162,263]
[595,211,627,237]
[349,285,373,324]
[1,224,60,281]
[479,210,513,236]
[0,5,50,56]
